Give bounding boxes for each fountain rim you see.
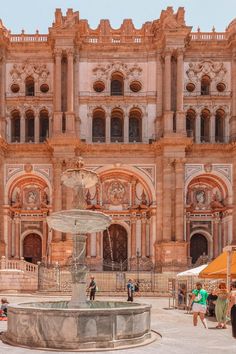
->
[7,301,151,313]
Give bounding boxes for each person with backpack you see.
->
[127,279,134,302]
[88,276,97,301]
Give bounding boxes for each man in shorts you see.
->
[190,282,208,328]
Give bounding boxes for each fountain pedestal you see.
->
[69,234,87,308]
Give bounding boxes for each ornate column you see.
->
[162,158,173,241]
[163,48,173,135]
[195,113,201,143]
[105,111,111,143]
[164,49,172,111]
[67,49,74,112]
[230,51,236,141]
[130,215,136,258]
[0,55,6,138]
[186,217,191,257]
[225,114,230,143]
[210,113,215,143]
[131,178,137,207]
[54,49,62,112]
[176,49,185,134]
[52,159,62,241]
[156,51,163,137]
[53,49,62,135]
[20,116,25,143]
[124,109,129,143]
[175,158,185,241]
[14,216,20,259]
[6,116,11,143]
[34,112,39,143]
[156,156,163,243]
[141,214,146,258]
[42,218,47,261]
[213,214,219,258]
[66,49,75,134]
[8,216,12,258]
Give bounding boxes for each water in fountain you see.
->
[106,227,115,271]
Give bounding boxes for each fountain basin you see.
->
[3,301,153,351]
[47,209,112,234]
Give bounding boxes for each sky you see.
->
[0,0,236,33]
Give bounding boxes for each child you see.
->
[0,298,9,318]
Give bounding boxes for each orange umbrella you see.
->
[199,251,236,279]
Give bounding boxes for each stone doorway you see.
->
[103,224,128,271]
[23,234,42,264]
[190,233,208,264]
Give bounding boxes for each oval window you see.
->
[11,83,20,93]
[40,84,49,93]
[216,82,226,92]
[93,81,105,93]
[186,82,195,92]
[130,80,142,93]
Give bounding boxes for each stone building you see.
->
[0,6,235,273]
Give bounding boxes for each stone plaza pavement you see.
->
[0,294,235,354]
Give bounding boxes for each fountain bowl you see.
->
[47,209,112,234]
[2,301,156,351]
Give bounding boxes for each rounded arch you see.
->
[11,109,21,143]
[25,76,35,96]
[5,172,52,206]
[103,223,128,270]
[21,231,42,264]
[111,108,124,142]
[185,171,232,204]
[129,107,142,142]
[92,108,106,142]
[39,109,49,142]
[190,230,213,260]
[96,164,155,204]
[110,71,124,96]
[186,109,196,139]
[215,108,225,143]
[201,75,211,96]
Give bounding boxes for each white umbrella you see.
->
[177,264,208,278]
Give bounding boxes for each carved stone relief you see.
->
[92,61,142,82]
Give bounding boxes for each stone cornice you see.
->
[75,142,159,155]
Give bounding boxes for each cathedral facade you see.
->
[0,7,235,272]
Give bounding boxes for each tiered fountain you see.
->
[3,158,154,351]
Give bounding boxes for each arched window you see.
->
[111,109,124,142]
[92,109,106,142]
[201,75,211,96]
[25,110,35,142]
[186,109,196,140]
[11,110,21,142]
[39,110,49,142]
[110,72,124,96]
[129,109,142,142]
[25,76,35,96]
[215,109,225,143]
[200,109,210,142]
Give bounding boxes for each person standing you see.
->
[88,276,97,301]
[127,279,134,302]
[190,282,208,328]
[227,281,236,338]
[214,282,229,329]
